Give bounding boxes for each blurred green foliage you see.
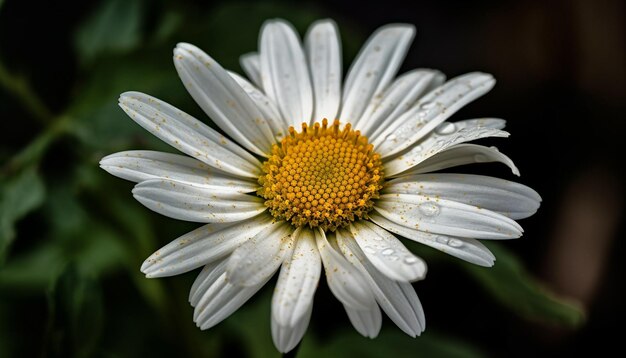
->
[0,0,583,357]
[466,243,584,328]
[0,166,45,262]
[75,0,145,65]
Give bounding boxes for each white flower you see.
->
[100,18,541,353]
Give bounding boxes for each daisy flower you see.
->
[100,18,541,353]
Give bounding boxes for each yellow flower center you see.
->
[258,119,384,231]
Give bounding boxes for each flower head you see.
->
[100,18,541,353]
[259,119,384,231]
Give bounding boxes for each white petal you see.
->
[383,119,510,177]
[350,221,427,282]
[174,43,276,156]
[141,213,273,278]
[369,211,496,266]
[337,230,425,337]
[375,193,523,240]
[272,302,312,353]
[189,259,229,307]
[315,229,376,310]
[305,19,342,122]
[196,277,265,330]
[260,19,313,128]
[228,71,289,139]
[100,150,259,192]
[240,52,262,88]
[132,179,266,223]
[341,24,415,125]
[192,260,270,330]
[344,304,382,338]
[373,73,496,157]
[360,69,445,138]
[226,221,295,287]
[272,228,321,327]
[405,144,519,176]
[383,173,541,220]
[119,92,261,178]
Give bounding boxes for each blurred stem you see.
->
[1,115,72,175]
[0,59,54,125]
[283,343,301,358]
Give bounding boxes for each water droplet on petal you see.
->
[404,256,419,265]
[448,239,464,247]
[435,122,457,135]
[410,145,423,154]
[419,101,435,110]
[474,154,488,162]
[381,248,395,256]
[435,236,449,244]
[386,133,397,141]
[419,203,440,217]
[363,245,377,254]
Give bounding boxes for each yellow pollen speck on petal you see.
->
[258,119,384,231]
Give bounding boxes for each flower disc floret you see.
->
[259,119,384,231]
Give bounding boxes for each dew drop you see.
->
[404,256,419,265]
[381,248,395,256]
[386,133,397,141]
[387,255,400,261]
[363,245,377,254]
[448,239,464,247]
[474,154,489,162]
[435,122,457,135]
[419,203,440,217]
[419,101,436,110]
[416,111,428,121]
[435,236,449,244]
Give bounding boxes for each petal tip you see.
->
[482,258,496,267]
[175,42,197,52]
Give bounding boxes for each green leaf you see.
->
[223,287,483,358]
[76,223,129,275]
[0,222,127,292]
[0,181,128,291]
[152,10,183,43]
[74,0,144,65]
[44,264,104,358]
[67,52,187,152]
[105,193,170,311]
[0,166,46,261]
[465,242,585,327]
[0,241,65,291]
[43,182,129,277]
[298,329,484,358]
[225,289,280,358]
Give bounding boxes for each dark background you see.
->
[1,0,623,357]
